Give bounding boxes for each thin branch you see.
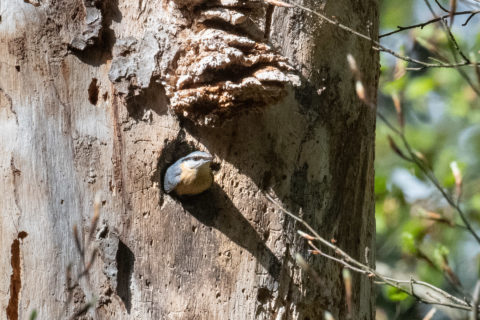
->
[430,4,470,63]
[380,10,479,38]
[463,12,480,26]
[395,132,480,245]
[423,0,480,95]
[267,195,475,311]
[346,51,480,244]
[435,0,450,12]
[422,0,464,62]
[276,0,479,69]
[307,241,369,275]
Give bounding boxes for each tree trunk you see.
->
[0,0,378,319]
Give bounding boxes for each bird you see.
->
[163,151,214,196]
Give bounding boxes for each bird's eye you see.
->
[193,157,201,161]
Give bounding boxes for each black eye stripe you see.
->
[184,154,212,162]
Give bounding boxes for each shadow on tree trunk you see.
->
[178,184,282,279]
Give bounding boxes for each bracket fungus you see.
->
[109,0,299,126]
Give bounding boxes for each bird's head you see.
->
[180,151,213,170]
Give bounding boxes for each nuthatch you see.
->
[163,151,214,196]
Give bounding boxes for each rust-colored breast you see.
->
[175,163,213,195]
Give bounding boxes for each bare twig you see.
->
[396,130,480,245]
[274,0,480,70]
[422,0,466,62]
[267,194,475,311]
[347,53,480,244]
[423,0,480,95]
[379,10,480,38]
[357,76,480,244]
[463,12,480,26]
[435,0,449,12]
[352,50,480,246]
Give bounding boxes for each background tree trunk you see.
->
[0,0,378,319]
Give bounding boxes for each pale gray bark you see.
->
[0,0,378,319]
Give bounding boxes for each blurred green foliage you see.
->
[385,286,410,302]
[29,310,37,320]
[377,0,480,319]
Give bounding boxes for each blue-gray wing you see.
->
[164,163,182,193]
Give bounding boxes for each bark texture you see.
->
[0,0,378,319]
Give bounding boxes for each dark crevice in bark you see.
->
[257,287,272,303]
[198,19,264,42]
[116,240,135,313]
[264,4,274,40]
[88,78,99,105]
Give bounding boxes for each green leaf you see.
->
[380,0,415,29]
[376,205,387,234]
[386,286,409,301]
[29,310,38,320]
[382,76,407,96]
[404,127,436,153]
[405,76,436,100]
[401,232,417,254]
[433,245,450,267]
[470,194,480,212]
[375,175,388,196]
